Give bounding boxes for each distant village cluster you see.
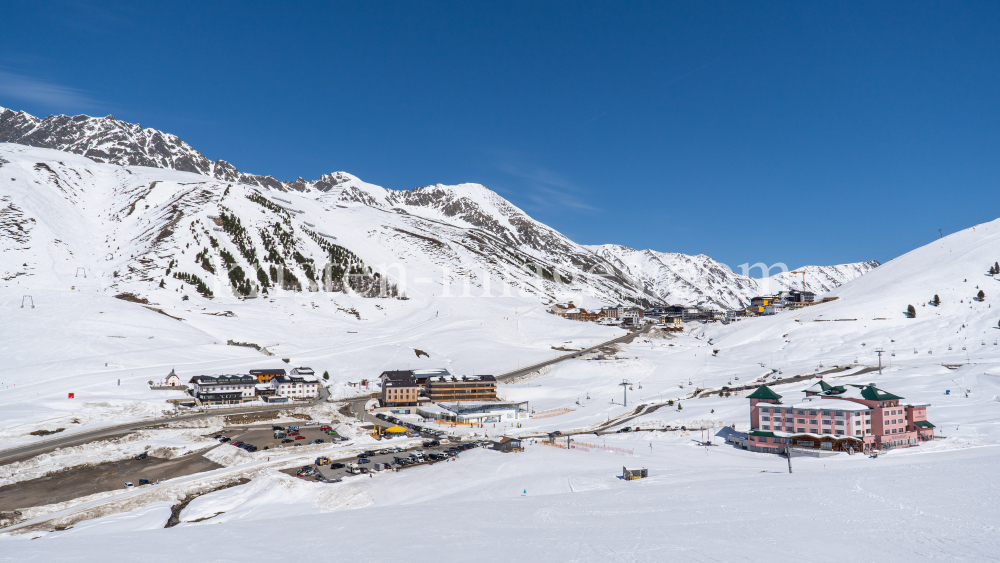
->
[550,289,838,327]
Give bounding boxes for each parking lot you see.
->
[283,439,492,482]
[211,422,349,453]
[209,416,491,483]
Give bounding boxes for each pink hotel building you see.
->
[746,381,935,454]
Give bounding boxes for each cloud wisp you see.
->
[495,155,599,212]
[0,70,100,113]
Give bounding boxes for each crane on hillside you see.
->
[790,269,808,292]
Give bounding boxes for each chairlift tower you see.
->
[875,348,885,375]
[619,379,632,407]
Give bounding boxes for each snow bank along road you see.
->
[496,324,650,382]
[0,388,329,466]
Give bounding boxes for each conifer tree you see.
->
[933,294,941,306]
[907,304,916,318]
[978,290,986,301]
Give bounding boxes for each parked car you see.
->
[272,425,284,431]
[315,439,325,443]
[320,425,332,431]
[124,482,134,489]
[358,458,370,464]
[133,452,148,460]
[213,434,223,439]
[295,436,305,440]
[139,478,151,486]
[219,436,231,442]
[282,438,293,443]
[330,462,346,469]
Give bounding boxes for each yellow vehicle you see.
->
[315,456,330,466]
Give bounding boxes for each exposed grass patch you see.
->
[29,428,65,436]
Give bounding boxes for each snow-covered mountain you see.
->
[0,106,876,309]
[0,106,337,192]
[0,143,664,308]
[588,244,879,310]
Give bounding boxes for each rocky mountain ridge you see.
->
[588,244,879,310]
[0,106,877,309]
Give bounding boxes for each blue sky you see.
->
[2,1,998,273]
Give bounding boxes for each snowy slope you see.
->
[1,106,879,311]
[699,218,1000,373]
[588,243,879,310]
[0,142,660,309]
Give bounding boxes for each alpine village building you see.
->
[747,381,934,454]
[380,371,422,407]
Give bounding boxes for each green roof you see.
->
[748,385,782,400]
[859,385,904,401]
[817,380,834,391]
[914,420,935,428]
[749,430,779,438]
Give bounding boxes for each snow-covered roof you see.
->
[757,397,870,411]
[411,368,451,377]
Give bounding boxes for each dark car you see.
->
[362,451,376,457]
[138,478,151,486]
[315,438,325,443]
[358,458,370,464]
[282,438,293,443]
[219,436,231,442]
[331,462,345,469]
[133,452,148,460]
[273,425,285,431]
[213,434,223,439]
[232,441,244,447]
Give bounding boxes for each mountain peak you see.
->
[0,106,348,194]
